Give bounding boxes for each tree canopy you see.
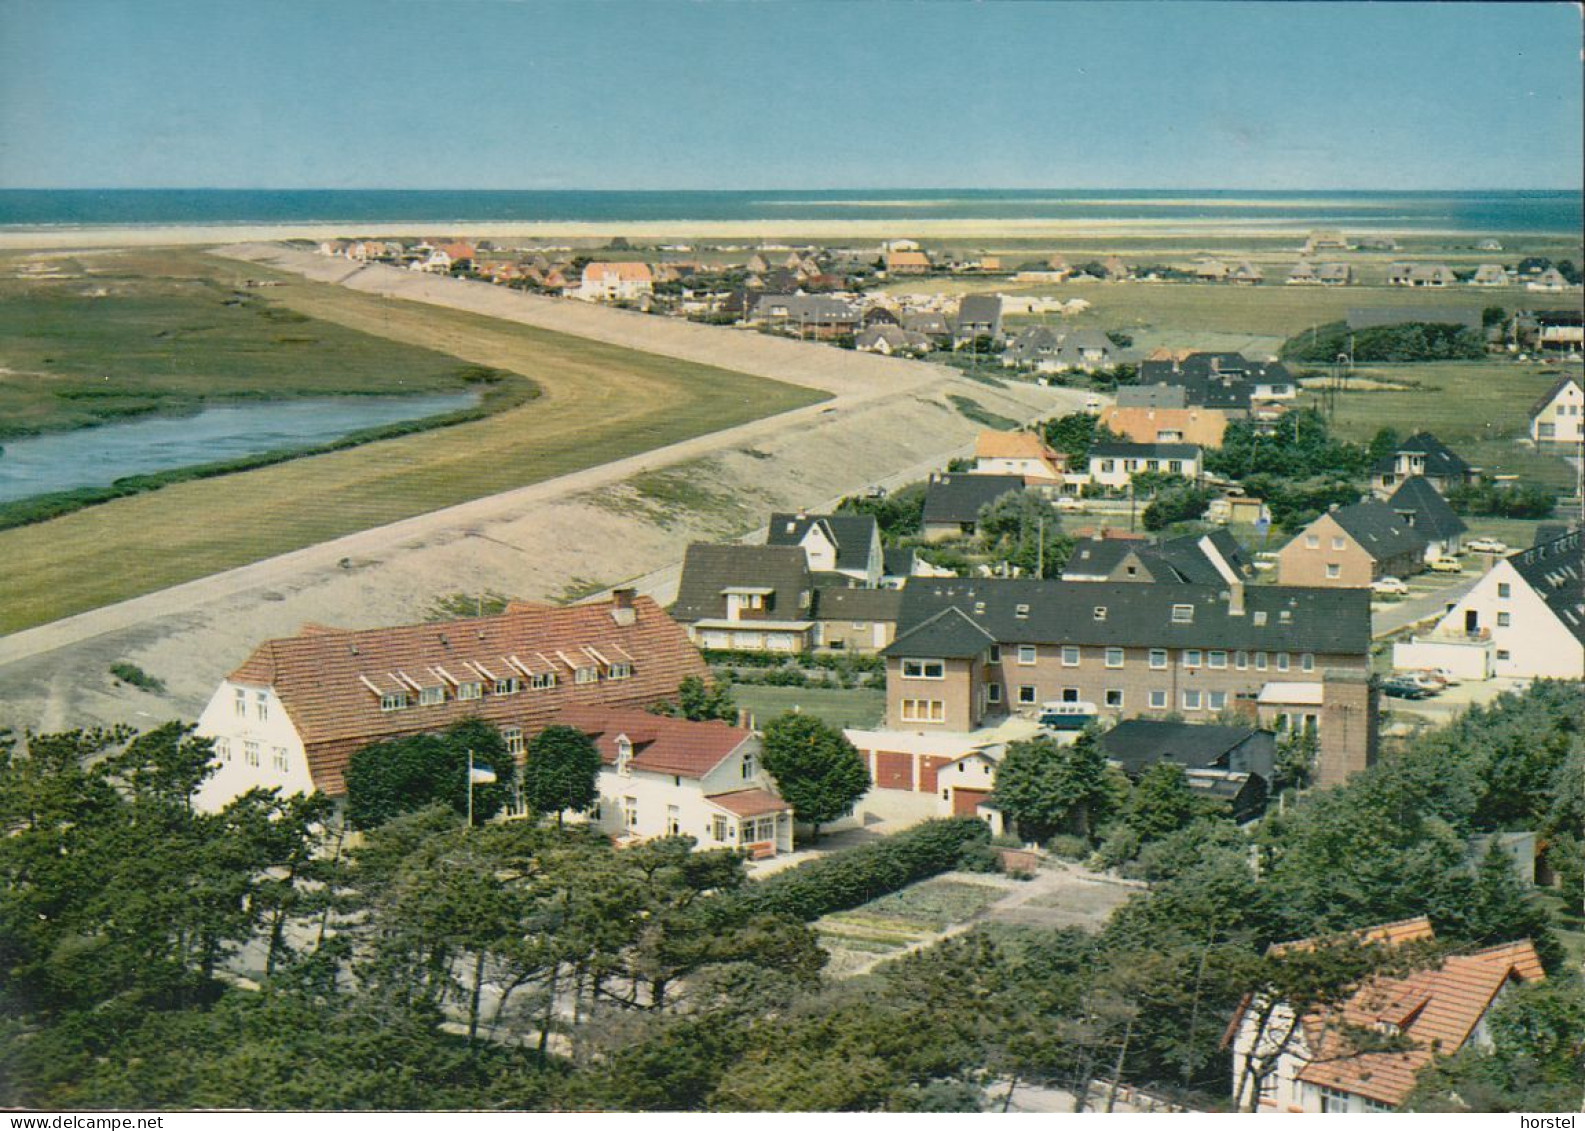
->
[758,713,871,841]
[344,717,514,830]
[991,731,1113,842]
[519,724,602,823]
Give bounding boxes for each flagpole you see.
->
[467,749,474,829]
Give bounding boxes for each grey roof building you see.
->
[921,473,1027,532]
[766,512,881,579]
[1063,529,1254,585]
[671,544,812,625]
[953,294,1005,345]
[1097,718,1277,782]
[1386,476,1468,548]
[1329,499,1430,563]
[1510,529,1584,647]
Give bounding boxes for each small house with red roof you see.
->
[557,707,793,857]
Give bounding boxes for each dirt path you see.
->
[0,252,1090,736]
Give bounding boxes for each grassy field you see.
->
[0,251,500,439]
[815,877,1008,967]
[728,685,887,730]
[0,252,826,633]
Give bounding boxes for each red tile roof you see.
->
[555,706,751,779]
[707,788,791,817]
[582,261,652,284]
[226,596,706,796]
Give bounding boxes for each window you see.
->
[988,644,1001,663]
[742,751,756,780]
[1015,604,1030,619]
[901,699,946,723]
[1171,604,1194,624]
[1497,612,1511,627]
[667,806,681,836]
[1331,536,1345,550]
[1325,563,1341,579]
[1093,606,1108,622]
[380,692,408,712]
[1497,582,1511,599]
[902,658,946,680]
[1305,534,1320,549]
[575,666,599,685]
[1183,649,1203,668]
[419,685,445,706]
[530,672,557,690]
[1208,691,1227,711]
[711,815,729,841]
[1320,1087,1352,1114]
[616,737,633,775]
[1235,650,1249,670]
[1061,645,1080,667]
[234,688,247,717]
[244,741,260,767]
[1148,690,1167,709]
[1301,653,1315,672]
[457,681,483,701]
[1017,645,1037,665]
[216,738,231,763]
[255,691,268,721]
[623,797,638,829]
[1017,685,1037,705]
[1279,610,1292,624]
[1277,652,1290,672]
[1105,689,1124,708]
[494,677,521,695]
[504,728,525,756]
[271,747,289,773]
[1209,650,1227,669]
[1255,651,1268,671]
[1149,649,1168,670]
[1183,690,1203,711]
[1497,649,1510,660]
[1061,687,1080,703]
[1253,610,1268,626]
[608,662,633,680]
[1105,647,1124,669]
[986,683,1002,704]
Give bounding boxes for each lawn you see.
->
[728,684,887,730]
[0,252,826,633]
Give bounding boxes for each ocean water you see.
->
[0,189,1579,234]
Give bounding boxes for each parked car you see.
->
[1428,667,1461,686]
[1382,676,1434,700]
[1055,496,1086,513]
[1466,538,1509,555]
[1372,576,1410,595]
[1428,557,1464,573]
[1405,670,1447,692]
[1038,701,1100,731]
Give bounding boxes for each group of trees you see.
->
[1446,477,1558,519]
[1281,320,1486,364]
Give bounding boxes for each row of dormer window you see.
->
[377,662,633,712]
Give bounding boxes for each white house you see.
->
[1400,530,1583,680]
[1085,442,1203,489]
[577,261,654,302]
[1530,374,1583,445]
[1228,917,1543,1113]
[972,429,1067,485]
[559,708,793,857]
[765,511,884,586]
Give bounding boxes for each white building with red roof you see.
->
[576,261,654,302]
[1228,916,1545,1113]
[192,591,707,811]
[558,707,793,857]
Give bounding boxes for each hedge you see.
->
[737,818,992,922]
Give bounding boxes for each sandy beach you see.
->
[0,217,1516,252]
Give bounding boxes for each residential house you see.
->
[1099,405,1229,448]
[1531,308,1584,355]
[747,294,861,339]
[920,473,1026,541]
[1385,262,1458,287]
[1228,917,1544,1113]
[1195,258,1229,283]
[1227,261,1265,285]
[559,707,793,857]
[885,250,932,275]
[880,576,1375,785]
[1287,261,1351,286]
[1097,719,1275,822]
[1526,267,1573,292]
[1115,384,1191,410]
[972,429,1067,486]
[1136,353,1296,413]
[1385,476,1467,560]
[1002,326,1063,370]
[813,586,904,654]
[1207,493,1269,526]
[1396,530,1583,680]
[1062,529,1255,585]
[1469,264,1510,287]
[1530,374,1584,445]
[1303,230,1349,254]
[577,261,654,302]
[900,310,953,344]
[765,511,884,586]
[841,725,1022,828]
[855,324,931,356]
[1085,442,1203,489]
[1368,432,1476,497]
[953,294,1005,347]
[192,592,706,812]
[671,544,815,653]
[1276,500,1428,587]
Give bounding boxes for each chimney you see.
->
[1199,534,1245,616]
[611,588,637,626]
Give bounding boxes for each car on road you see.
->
[1371,576,1410,595]
[1428,557,1464,573]
[1466,538,1510,555]
[1382,676,1434,700]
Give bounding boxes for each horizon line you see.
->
[1,185,1582,195]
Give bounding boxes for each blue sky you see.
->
[0,0,1579,189]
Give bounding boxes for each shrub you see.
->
[1044,834,1090,860]
[738,818,991,922]
[109,662,165,694]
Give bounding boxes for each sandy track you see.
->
[0,251,1085,736]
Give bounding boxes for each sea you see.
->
[0,189,1580,235]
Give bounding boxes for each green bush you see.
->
[109,662,165,694]
[738,818,991,922]
[1044,834,1090,860]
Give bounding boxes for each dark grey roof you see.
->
[748,293,859,324]
[1132,373,1253,411]
[766,512,878,573]
[1326,499,1429,561]
[1098,719,1276,781]
[955,294,1003,327]
[885,577,1372,656]
[1531,374,1582,416]
[671,544,811,623]
[922,473,1026,525]
[1061,539,1139,579]
[1369,432,1472,479]
[813,586,903,623]
[1115,384,1190,409]
[885,606,997,659]
[1386,476,1468,543]
[1508,529,1584,646]
[1088,442,1203,461]
[901,311,952,336]
[1062,529,1252,585]
[883,547,918,577]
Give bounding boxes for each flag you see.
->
[469,765,497,785]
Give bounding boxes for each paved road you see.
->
[1371,573,1481,638]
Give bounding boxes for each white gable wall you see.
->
[194,680,315,812]
[1435,561,1584,679]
